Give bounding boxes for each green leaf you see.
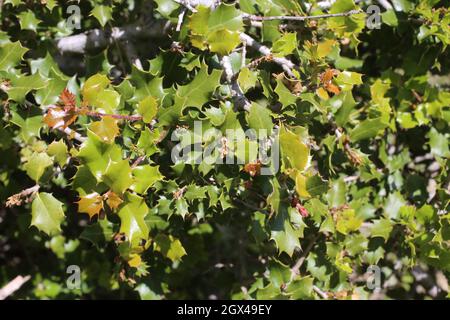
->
[25,152,53,182]
[137,127,160,157]
[117,193,149,247]
[35,70,67,106]
[0,41,28,71]
[77,131,122,179]
[350,118,388,142]
[204,106,226,126]
[274,78,297,108]
[91,5,113,27]
[82,74,110,106]
[382,10,398,27]
[137,96,158,123]
[279,125,309,172]
[384,191,405,220]
[370,218,393,241]
[103,159,133,194]
[154,0,180,17]
[336,208,362,235]
[326,179,346,207]
[176,65,222,109]
[31,192,65,236]
[153,234,187,262]
[333,91,356,127]
[428,128,450,158]
[10,109,42,142]
[90,116,120,144]
[7,73,47,103]
[18,10,41,32]
[246,102,273,132]
[80,219,114,248]
[238,67,258,92]
[335,71,363,91]
[306,175,328,197]
[160,65,221,124]
[207,29,241,55]
[270,207,302,256]
[131,165,163,194]
[47,140,68,167]
[286,277,313,299]
[272,32,297,57]
[208,4,243,32]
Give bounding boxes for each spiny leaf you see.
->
[153,234,187,262]
[31,192,65,236]
[103,159,134,194]
[0,41,28,71]
[117,193,149,247]
[90,116,120,144]
[77,192,104,219]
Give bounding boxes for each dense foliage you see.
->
[0,0,449,300]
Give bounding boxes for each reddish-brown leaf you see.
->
[244,161,261,177]
[59,88,76,112]
[43,105,78,129]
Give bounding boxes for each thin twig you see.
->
[291,233,320,279]
[60,127,87,143]
[176,7,187,32]
[241,43,247,69]
[313,285,329,299]
[173,0,198,12]
[239,33,297,78]
[220,55,251,111]
[377,0,393,10]
[243,9,363,21]
[6,185,40,207]
[131,156,146,168]
[84,111,143,122]
[0,275,31,300]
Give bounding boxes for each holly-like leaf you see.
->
[81,74,110,107]
[131,165,163,194]
[77,131,122,179]
[77,192,104,219]
[137,96,158,123]
[31,192,65,236]
[18,10,41,32]
[90,116,120,144]
[272,32,297,57]
[91,5,112,27]
[43,105,78,129]
[369,218,393,241]
[103,159,133,194]
[270,207,302,257]
[335,208,362,235]
[35,71,67,106]
[207,29,241,55]
[247,102,273,132]
[153,234,187,262]
[350,118,388,142]
[47,140,68,167]
[279,125,309,172]
[6,73,47,103]
[0,41,28,71]
[428,128,450,158]
[104,191,123,210]
[25,152,53,182]
[117,193,149,247]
